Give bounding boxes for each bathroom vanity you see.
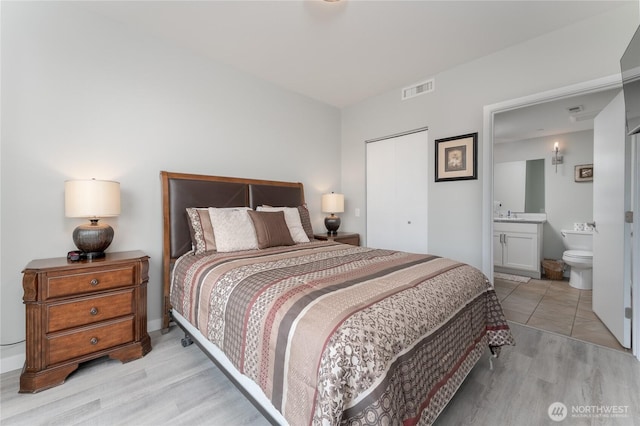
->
[494,217,545,278]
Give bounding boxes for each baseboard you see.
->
[1,353,25,374]
[147,318,162,332]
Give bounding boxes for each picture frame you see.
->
[435,132,478,182]
[574,164,593,182]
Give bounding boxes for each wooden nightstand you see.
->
[20,250,151,393]
[314,232,360,246]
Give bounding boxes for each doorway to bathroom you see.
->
[482,75,637,359]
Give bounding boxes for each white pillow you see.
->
[257,206,310,243]
[208,207,258,252]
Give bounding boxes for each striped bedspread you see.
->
[170,241,514,425]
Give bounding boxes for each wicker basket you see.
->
[541,259,564,280]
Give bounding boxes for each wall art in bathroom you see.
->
[574,164,593,182]
[435,132,478,182]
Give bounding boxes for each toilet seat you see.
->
[563,250,592,260]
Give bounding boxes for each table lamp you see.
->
[65,179,120,259]
[321,192,344,235]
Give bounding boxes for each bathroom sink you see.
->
[494,213,547,224]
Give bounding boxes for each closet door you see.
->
[366,129,428,253]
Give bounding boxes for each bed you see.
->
[160,171,514,426]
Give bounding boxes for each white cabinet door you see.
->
[366,129,428,253]
[494,222,542,277]
[503,232,538,272]
[493,232,504,266]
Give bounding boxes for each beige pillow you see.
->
[208,208,258,252]
[248,210,295,249]
[257,206,310,243]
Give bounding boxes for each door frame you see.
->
[481,74,639,360]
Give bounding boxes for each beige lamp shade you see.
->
[321,193,344,213]
[65,179,121,218]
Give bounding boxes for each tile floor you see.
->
[494,276,630,353]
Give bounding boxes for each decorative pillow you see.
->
[297,205,314,240]
[186,208,216,254]
[208,207,258,253]
[257,206,310,243]
[248,210,295,249]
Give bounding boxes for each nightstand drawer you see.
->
[314,232,360,246]
[46,266,135,299]
[335,235,360,246]
[47,318,134,365]
[47,290,134,333]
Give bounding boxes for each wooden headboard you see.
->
[160,171,305,331]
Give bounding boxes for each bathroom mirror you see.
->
[494,159,545,214]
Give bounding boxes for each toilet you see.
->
[561,229,593,290]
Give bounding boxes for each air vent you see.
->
[566,105,584,114]
[402,79,434,100]
[569,111,598,123]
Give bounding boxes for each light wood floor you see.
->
[1,323,638,425]
[494,277,630,352]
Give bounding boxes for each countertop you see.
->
[494,213,547,224]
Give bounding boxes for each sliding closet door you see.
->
[366,129,428,253]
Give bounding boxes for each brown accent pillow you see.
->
[297,205,314,240]
[248,210,295,249]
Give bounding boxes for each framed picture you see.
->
[435,132,478,182]
[575,164,593,182]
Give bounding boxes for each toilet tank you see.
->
[561,229,593,250]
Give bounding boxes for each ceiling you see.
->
[494,88,621,144]
[75,0,629,108]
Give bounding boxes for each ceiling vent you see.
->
[402,79,434,100]
[566,105,584,114]
[569,111,598,123]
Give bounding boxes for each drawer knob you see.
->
[90,307,98,316]
[90,337,98,345]
[90,279,99,286]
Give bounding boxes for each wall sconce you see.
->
[552,141,563,173]
[321,192,344,235]
[65,179,121,259]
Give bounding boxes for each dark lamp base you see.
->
[83,251,106,260]
[324,214,341,236]
[72,219,114,258]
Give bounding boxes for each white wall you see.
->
[341,3,638,269]
[494,130,595,260]
[0,2,341,370]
